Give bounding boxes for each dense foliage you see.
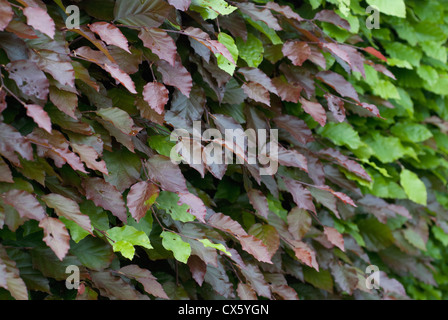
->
[0,0,447,300]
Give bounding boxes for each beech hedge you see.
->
[0,0,447,300]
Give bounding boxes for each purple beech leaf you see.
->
[89,22,131,53]
[265,2,303,22]
[139,27,177,66]
[23,6,55,39]
[41,193,93,234]
[156,56,193,97]
[282,41,311,66]
[299,97,327,127]
[324,226,345,251]
[3,189,46,222]
[127,181,159,222]
[39,217,70,261]
[24,104,52,134]
[314,10,351,30]
[237,2,281,31]
[0,0,14,31]
[119,265,168,299]
[83,177,128,223]
[143,82,169,115]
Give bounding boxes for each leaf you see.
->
[0,244,28,300]
[319,148,371,182]
[316,71,360,102]
[23,6,55,39]
[190,0,237,20]
[6,60,49,100]
[102,148,142,192]
[160,231,191,264]
[299,97,326,127]
[24,104,52,134]
[363,47,388,62]
[207,212,247,237]
[283,178,316,214]
[114,0,173,28]
[358,218,394,252]
[97,107,141,136]
[127,181,159,222]
[287,208,312,241]
[119,265,168,299]
[0,157,13,183]
[156,56,193,97]
[324,226,345,251]
[242,82,270,106]
[49,87,78,119]
[400,169,427,206]
[330,262,358,295]
[139,27,177,66]
[103,64,137,94]
[290,240,319,271]
[198,239,231,256]
[239,263,271,298]
[90,270,147,300]
[238,67,278,95]
[273,114,314,145]
[274,145,308,172]
[282,41,311,66]
[265,2,303,22]
[366,0,406,18]
[0,0,13,31]
[248,224,280,260]
[89,22,130,53]
[324,93,345,122]
[70,237,114,270]
[177,192,207,223]
[237,282,257,300]
[165,87,205,129]
[216,32,238,75]
[3,189,46,222]
[156,191,195,222]
[71,143,108,175]
[107,225,153,260]
[314,10,350,30]
[403,228,427,251]
[83,177,128,223]
[319,122,364,150]
[390,123,433,143]
[236,33,264,68]
[42,193,92,234]
[237,2,281,31]
[167,0,191,11]
[145,155,189,193]
[247,189,269,219]
[272,77,302,103]
[323,43,365,76]
[143,82,169,115]
[39,217,70,261]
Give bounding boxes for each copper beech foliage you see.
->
[0,0,442,300]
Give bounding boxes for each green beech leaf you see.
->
[366,0,406,18]
[156,191,195,222]
[160,231,191,263]
[190,0,237,20]
[107,226,153,260]
[400,169,427,205]
[216,32,238,75]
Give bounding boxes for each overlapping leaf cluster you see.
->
[0,0,446,300]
